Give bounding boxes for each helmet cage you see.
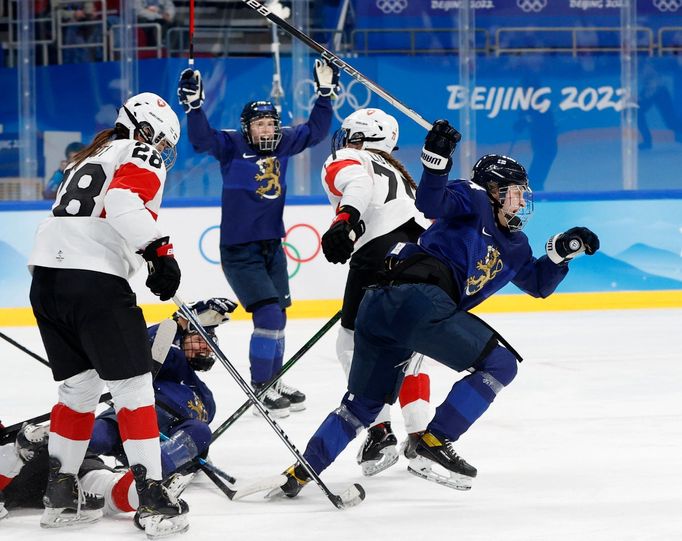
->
[240,101,282,152]
[496,185,534,232]
[181,328,217,372]
[119,105,178,170]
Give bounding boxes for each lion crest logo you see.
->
[465,245,504,296]
[254,157,282,200]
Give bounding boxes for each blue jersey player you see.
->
[272,120,600,496]
[177,59,338,418]
[89,298,235,478]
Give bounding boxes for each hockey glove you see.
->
[176,297,238,329]
[313,58,340,99]
[420,119,461,175]
[15,423,49,463]
[321,206,366,264]
[546,227,600,265]
[141,236,181,301]
[177,68,204,113]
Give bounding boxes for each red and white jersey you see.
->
[321,148,430,251]
[29,139,167,280]
[0,443,23,490]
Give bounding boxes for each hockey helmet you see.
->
[240,100,282,152]
[471,154,533,232]
[181,327,217,372]
[332,108,399,155]
[115,92,180,170]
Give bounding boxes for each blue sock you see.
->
[428,346,518,441]
[249,304,285,385]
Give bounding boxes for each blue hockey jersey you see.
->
[187,96,334,246]
[414,171,568,311]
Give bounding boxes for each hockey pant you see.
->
[49,369,162,480]
[337,326,430,434]
[249,303,285,385]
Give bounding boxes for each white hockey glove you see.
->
[15,423,49,463]
[545,227,600,265]
[421,120,461,175]
[313,58,340,99]
[176,297,238,329]
[177,68,204,113]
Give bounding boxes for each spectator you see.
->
[43,141,85,200]
[135,0,176,50]
[60,2,103,64]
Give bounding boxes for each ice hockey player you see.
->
[272,120,599,497]
[89,297,236,478]
[319,107,432,476]
[28,92,189,535]
[0,423,193,534]
[177,58,338,418]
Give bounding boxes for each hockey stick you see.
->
[210,310,341,444]
[172,295,364,509]
[188,0,195,66]
[0,330,50,368]
[0,320,177,444]
[240,0,432,131]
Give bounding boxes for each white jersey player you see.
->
[27,93,188,537]
[319,108,432,476]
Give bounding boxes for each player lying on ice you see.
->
[268,119,600,497]
[0,422,193,534]
[89,297,235,480]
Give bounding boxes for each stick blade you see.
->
[332,483,365,509]
[231,475,288,501]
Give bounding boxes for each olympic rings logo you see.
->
[376,0,408,14]
[198,223,322,279]
[516,0,547,12]
[653,0,681,11]
[295,79,372,122]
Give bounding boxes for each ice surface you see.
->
[1,309,681,540]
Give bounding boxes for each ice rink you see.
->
[2,308,681,540]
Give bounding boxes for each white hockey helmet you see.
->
[115,92,181,170]
[332,108,399,154]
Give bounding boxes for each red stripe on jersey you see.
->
[50,403,95,441]
[399,373,431,407]
[324,159,361,197]
[0,474,13,490]
[111,470,135,512]
[117,406,159,442]
[109,162,161,206]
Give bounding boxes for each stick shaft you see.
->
[240,0,432,130]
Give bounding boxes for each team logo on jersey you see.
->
[465,245,503,296]
[187,395,208,422]
[254,157,282,200]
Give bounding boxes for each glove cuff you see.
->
[421,148,451,174]
[142,236,174,260]
[545,234,568,265]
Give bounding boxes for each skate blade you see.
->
[407,457,473,491]
[289,402,306,412]
[230,475,288,501]
[0,504,8,520]
[251,406,290,419]
[40,507,103,528]
[139,514,189,539]
[360,447,399,477]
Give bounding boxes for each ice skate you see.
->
[132,464,189,539]
[356,422,399,476]
[0,490,8,520]
[267,463,311,499]
[40,457,104,528]
[400,432,422,460]
[163,467,198,500]
[406,432,477,491]
[275,380,306,412]
[252,383,290,418]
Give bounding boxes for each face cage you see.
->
[331,127,349,153]
[244,116,282,152]
[161,145,177,170]
[497,185,534,232]
[182,330,217,371]
[134,118,177,171]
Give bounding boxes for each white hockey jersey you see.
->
[29,139,166,280]
[321,147,430,251]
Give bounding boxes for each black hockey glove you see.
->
[421,119,461,175]
[177,68,204,113]
[545,227,600,265]
[141,236,181,301]
[313,58,340,99]
[15,423,49,463]
[321,206,366,264]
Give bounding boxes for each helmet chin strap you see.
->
[122,105,153,144]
